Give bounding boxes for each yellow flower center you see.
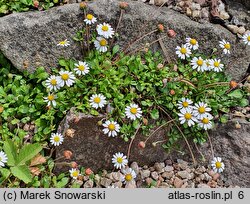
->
[247,36,250,42]
[215,161,222,168]
[198,106,206,113]
[125,174,132,181]
[224,43,230,49]
[78,65,85,71]
[0,157,2,161]
[180,47,187,54]
[100,39,107,46]
[61,73,69,80]
[202,118,209,124]
[182,101,189,108]
[50,79,57,85]
[184,113,192,120]
[47,95,55,101]
[93,97,101,104]
[190,39,197,45]
[214,61,220,67]
[102,25,109,31]
[72,171,79,178]
[108,124,115,131]
[197,59,203,66]
[59,41,66,45]
[86,14,93,20]
[53,136,60,142]
[130,107,137,114]
[117,157,123,164]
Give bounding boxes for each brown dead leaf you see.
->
[29,167,41,176]
[30,154,46,167]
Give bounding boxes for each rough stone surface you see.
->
[0,0,249,80]
[55,108,170,172]
[200,118,250,187]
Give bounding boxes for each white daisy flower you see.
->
[193,102,212,119]
[211,157,225,173]
[186,37,199,50]
[57,39,70,47]
[198,113,213,130]
[50,133,64,146]
[102,120,120,137]
[204,59,211,71]
[121,168,137,184]
[191,57,207,72]
[175,44,192,59]
[242,33,250,45]
[58,70,76,87]
[209,59,224,72]
[112,152,128,169]
[45,75,62,91]
[219,39,231,54]
[89,94,107,109]
[94,37,108,52]
[177,98,193,110]
[96,23,114,39]
[44,93,57,107]
[74,61,90,76]
[178,108,197,127]
[0,151,8,167]
[125,104,142,120]
[84,14,97,25]
[69,168,81,179]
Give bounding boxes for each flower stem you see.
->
[127,124,141,160]
[158,106,197,165]
[206,130,214,158]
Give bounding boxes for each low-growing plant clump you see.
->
[0,1,249,187]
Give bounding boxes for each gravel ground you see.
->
[72,159,239,188]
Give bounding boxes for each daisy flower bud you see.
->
[138,141,146,149]
[158,24,164,32]
[235,121,241,129]
[63,150,73,160]
[119,2,129,9]
[229,80,238,89]
[170,89,175,95]
[71,161,78,168]
[79,2,87,10]
[85,168,93,175]
[0,106,4,113]
[33,0,39,8]
[142,117,148,125]
[167,29,177,38]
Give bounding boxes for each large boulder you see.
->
[55,109,250,187]
[0,0,249,80]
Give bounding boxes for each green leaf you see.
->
[55,177,69,188]
[132,120,140,129]
[3,139,17,166]
[239,98,249,107]
[16,143,43,166]
[0,168,11,185]
[10,166,32,184]
[150,109,159,120]
[220,115,228,123]
[112,45,120,55]
[228,90,243,99]
[59,59,68,68]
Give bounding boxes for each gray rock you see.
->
[100,178,112,187]
[83,180,94,188]
[159,182,170,188]
[130,162,140,174]
[154,162,165,173]
[177,159,188,170]
[197,183,211,188]
[200,119,250,187]
[151,171,159,180]
[177,170,191,179]
[0,0,249,80]
[164,166,174,172]
[140,169,151,179]
[109,172,123,182]
[161,171,174,179]
[174,177,183,188]
[55,109,169,172]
